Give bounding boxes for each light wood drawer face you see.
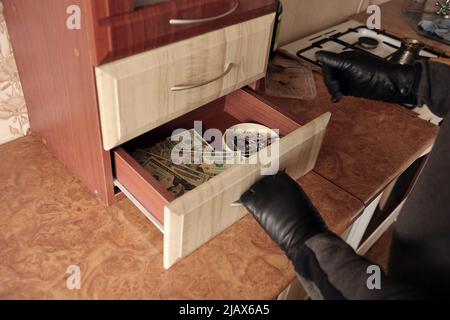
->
[113,90,331,269]
[95,13,275,150]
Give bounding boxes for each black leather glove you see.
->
[240,172,328,260]
[316,50,422,105]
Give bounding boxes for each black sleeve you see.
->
[292,231,426,300]
[417,61,450,118]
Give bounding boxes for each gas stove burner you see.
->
[357,36,379,50]
[280,20,443,69]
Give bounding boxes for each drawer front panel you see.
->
[96,13,275,150]
[87,0,277,65]
[164,112,331,269]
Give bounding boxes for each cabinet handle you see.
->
[169,1,239,25]
[170,63,235,91]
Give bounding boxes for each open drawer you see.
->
[113,89,331,269]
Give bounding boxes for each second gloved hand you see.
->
[316,50,422,105]
[240,172,328,261]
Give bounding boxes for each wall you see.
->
[278,0,391,46]
[0,2,29,146]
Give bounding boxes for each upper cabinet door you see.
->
[86,0,277,65]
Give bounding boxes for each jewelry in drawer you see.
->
[113,89,331,269]
[95,13,275,150]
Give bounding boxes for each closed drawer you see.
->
[95,13,275,150]
[88,0,277,64]
[113,89,331,269]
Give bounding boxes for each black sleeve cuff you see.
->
[417,60,450,118]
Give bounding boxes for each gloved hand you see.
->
[316,50,422,104]
[240,172,328,260]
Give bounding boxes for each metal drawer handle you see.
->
[169,1,239,25]
[171,63,235,91]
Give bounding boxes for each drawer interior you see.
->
[113,89,301,226]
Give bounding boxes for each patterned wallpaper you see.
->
[0,2,29,145]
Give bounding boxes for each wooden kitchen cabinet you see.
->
[4,0,331,268]
[3,0,276,205]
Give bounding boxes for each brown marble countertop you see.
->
[0,136,363,299]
